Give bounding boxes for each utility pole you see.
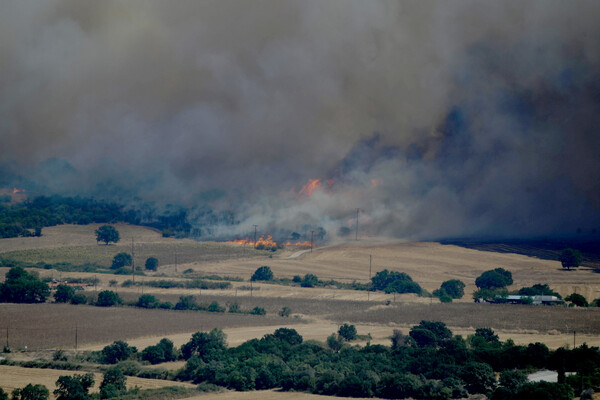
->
[174,251,178,273]
[253,225,258,248]
[310,230,314,253]
[131,237,135,283]
[369,255,372,279]
[75,325,78,351]
[5,327,8,348]
[574,331,576,348]
[355,208,360,240]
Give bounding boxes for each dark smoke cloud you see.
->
[1,0,599,240]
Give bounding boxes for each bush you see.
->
[70,293,87,305]
[250,306,266,315]
[111,252,132,270]
[145,257,159,271]
[251,266,273,281]
[96,290,122,307]
[279,306,292,317]
[175,295,197,311]
[475,268,513,289]
[208,301,225,313]
[301,274,319,288]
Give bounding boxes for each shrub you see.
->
[301,274,319,288]
[175,295,197,310]
[96,290,122,307]
[279,306,292,317]
[251,266,273,281]
[70,293,87,305]
[250,306,266,315]
[208,301,225,313]
[11,384,49,400]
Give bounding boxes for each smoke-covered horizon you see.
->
[1,0,599,241]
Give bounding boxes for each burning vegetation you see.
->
[227,235,312,251]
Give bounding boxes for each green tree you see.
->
[565,293,588,307]
[141,338,177,364]
[111,252,132,270]
[251,266,273,281]
[272,328,303,345]
[326,333,344,352]
[53,285,75,303]
[144,257,158,271]
[11,384,49,400]
[338,324,357,341]
[54,373,94,400]
[70,293,87,305]
[475,268,513,289]
[371,270,422,294]
[181,328,227,360]
[101,341,135,364]
[0,267,50,303]
[440,280,466,299]
[99,367,127,399]
[499,369,527,392]
[460,362,497,394]
[559,248,583,271]
[96,290,122,307]
[95,225,120,245]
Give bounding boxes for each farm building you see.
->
[492,295,564,305]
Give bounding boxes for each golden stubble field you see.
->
[1,224,600,351]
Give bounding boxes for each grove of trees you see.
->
[0,266,49,303]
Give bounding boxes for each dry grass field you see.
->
[0,365,195,399]
[1,223,599,351]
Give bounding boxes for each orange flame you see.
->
[297,178,322,198]
[12,188,26,194]
[227,236,312,248]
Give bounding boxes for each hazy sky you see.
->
[1,1,599,240]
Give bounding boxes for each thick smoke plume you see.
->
[1,0,599,240]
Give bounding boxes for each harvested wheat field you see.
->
[181,389,375,400]
[0,365,195,398]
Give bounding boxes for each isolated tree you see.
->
[54,284,75,303]
[111,252,132,269]
[338,324,357,341]
[475,268,513,289]
[95,225,120,245]
[144,257,158,271]
[559,248,582,270]
[136,294,159,308]
[565,293,588,307]
[96,290,122,307]
[251,266,273,281]
[54,373,94,400]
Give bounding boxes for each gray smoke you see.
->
[1,0,599,240]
